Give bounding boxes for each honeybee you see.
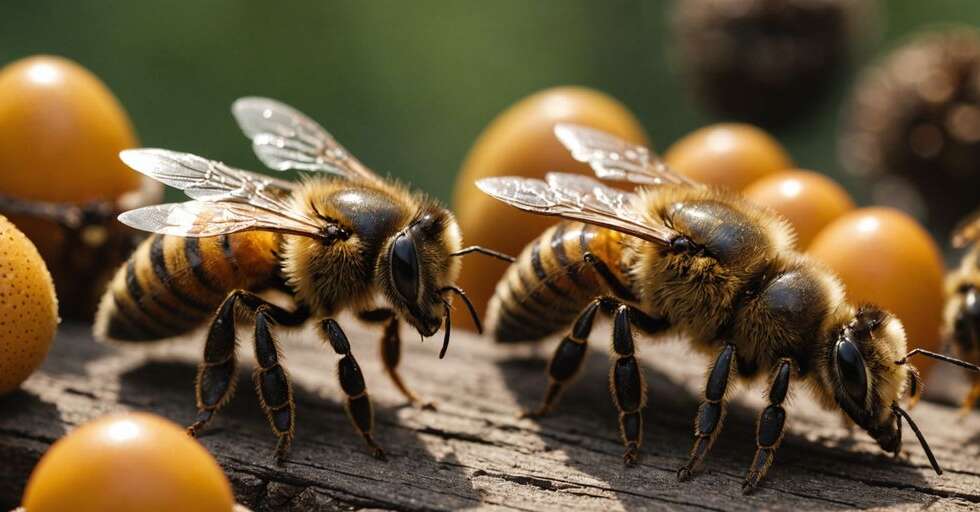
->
[478,124,980,492]
[945,212,980,414]
[94,97,509,462]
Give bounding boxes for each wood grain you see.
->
[2,320,979,511]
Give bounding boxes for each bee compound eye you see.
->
[835,339,868,406]
[391,232,420,302]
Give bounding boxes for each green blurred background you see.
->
[1,0,978,204]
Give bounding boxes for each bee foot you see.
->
[676,465,697,482]
[741,478,760,495]
[623,447,639,466]
[371,446,388,461]
[274,436,292,466]
[416,400,437,412]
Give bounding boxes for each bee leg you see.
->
[320,318,387,460]
[359,309,434,410]
[189,292,241,438]
[520,298,602,419]
[743,358,793,494]
[959,375,980,418]
[189,291,307,442]
[610,304,647,465]
[253,306,296,464]
[677,342,736,481]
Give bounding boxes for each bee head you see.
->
[825,305,912,454]
[380,206,462,341]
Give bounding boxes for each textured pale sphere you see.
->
[0,214,57,394]
[22,412,235,512]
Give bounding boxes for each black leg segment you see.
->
[678,342,736,481]
[522,298,602,418]
[359,308,433,409]
[320,318,386,460]
[188,290,308,464]
[743,358,793,494]
[610,304,646,465]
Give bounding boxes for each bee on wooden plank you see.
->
[477,124,980,492]
[93,97,510,462]
[945,211,980,414]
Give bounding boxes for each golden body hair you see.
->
[96,177,461,343]
[92,97,490,462]
[477,123,940,493]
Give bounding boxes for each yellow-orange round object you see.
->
[664,123,793,190]
[742,170,856,249]
[0,55,148,319]
[0,214,57,394]
[452,86,648,325]
[22,412,234,512]
[807,208,945,378]
[0,55,141,202]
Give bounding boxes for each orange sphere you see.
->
[807,208,945,378]
[23,412,234,512]
[742,170,856,249]
[452,86,648,326]
[0,214,58,394]
[0,55,141,202]
[0,55,153,319]
[665,123,793,190]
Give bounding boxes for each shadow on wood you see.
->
[1,321,979,511]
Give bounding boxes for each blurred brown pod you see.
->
[0,55,161,320]
[672,0,875,126]
[840,26,980,240]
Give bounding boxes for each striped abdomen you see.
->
[95,231,280,342]
[486,222,631,343]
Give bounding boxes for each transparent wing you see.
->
[476,173,675,245]
[119,148,322,234]
[232,96,378,181]
[554,123,700,187]
[119,201,324,238]
[953,209,980,248]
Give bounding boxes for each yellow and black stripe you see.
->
[95,231,280,342]
[487,221,631,343]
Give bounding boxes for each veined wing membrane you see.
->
[554,123,700,187]
[119,201,325,239]
[232,96,378,182]
[476,173,675,245]
[119,148,321,232]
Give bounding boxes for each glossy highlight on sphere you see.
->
[22,412,235,512]
[0,214,57,394]
[452,86,648,324]
[808,208,945,378]
[665,123,793,191]
[0,55,141,203]
[743,170,855,248]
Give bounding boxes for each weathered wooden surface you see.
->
[2,319,980,511]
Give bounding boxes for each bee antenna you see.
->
[440,297,452,360]
[892,404,942,475]
[440,285,483,335]
[450,246,516,263]
[896,348,980,373]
